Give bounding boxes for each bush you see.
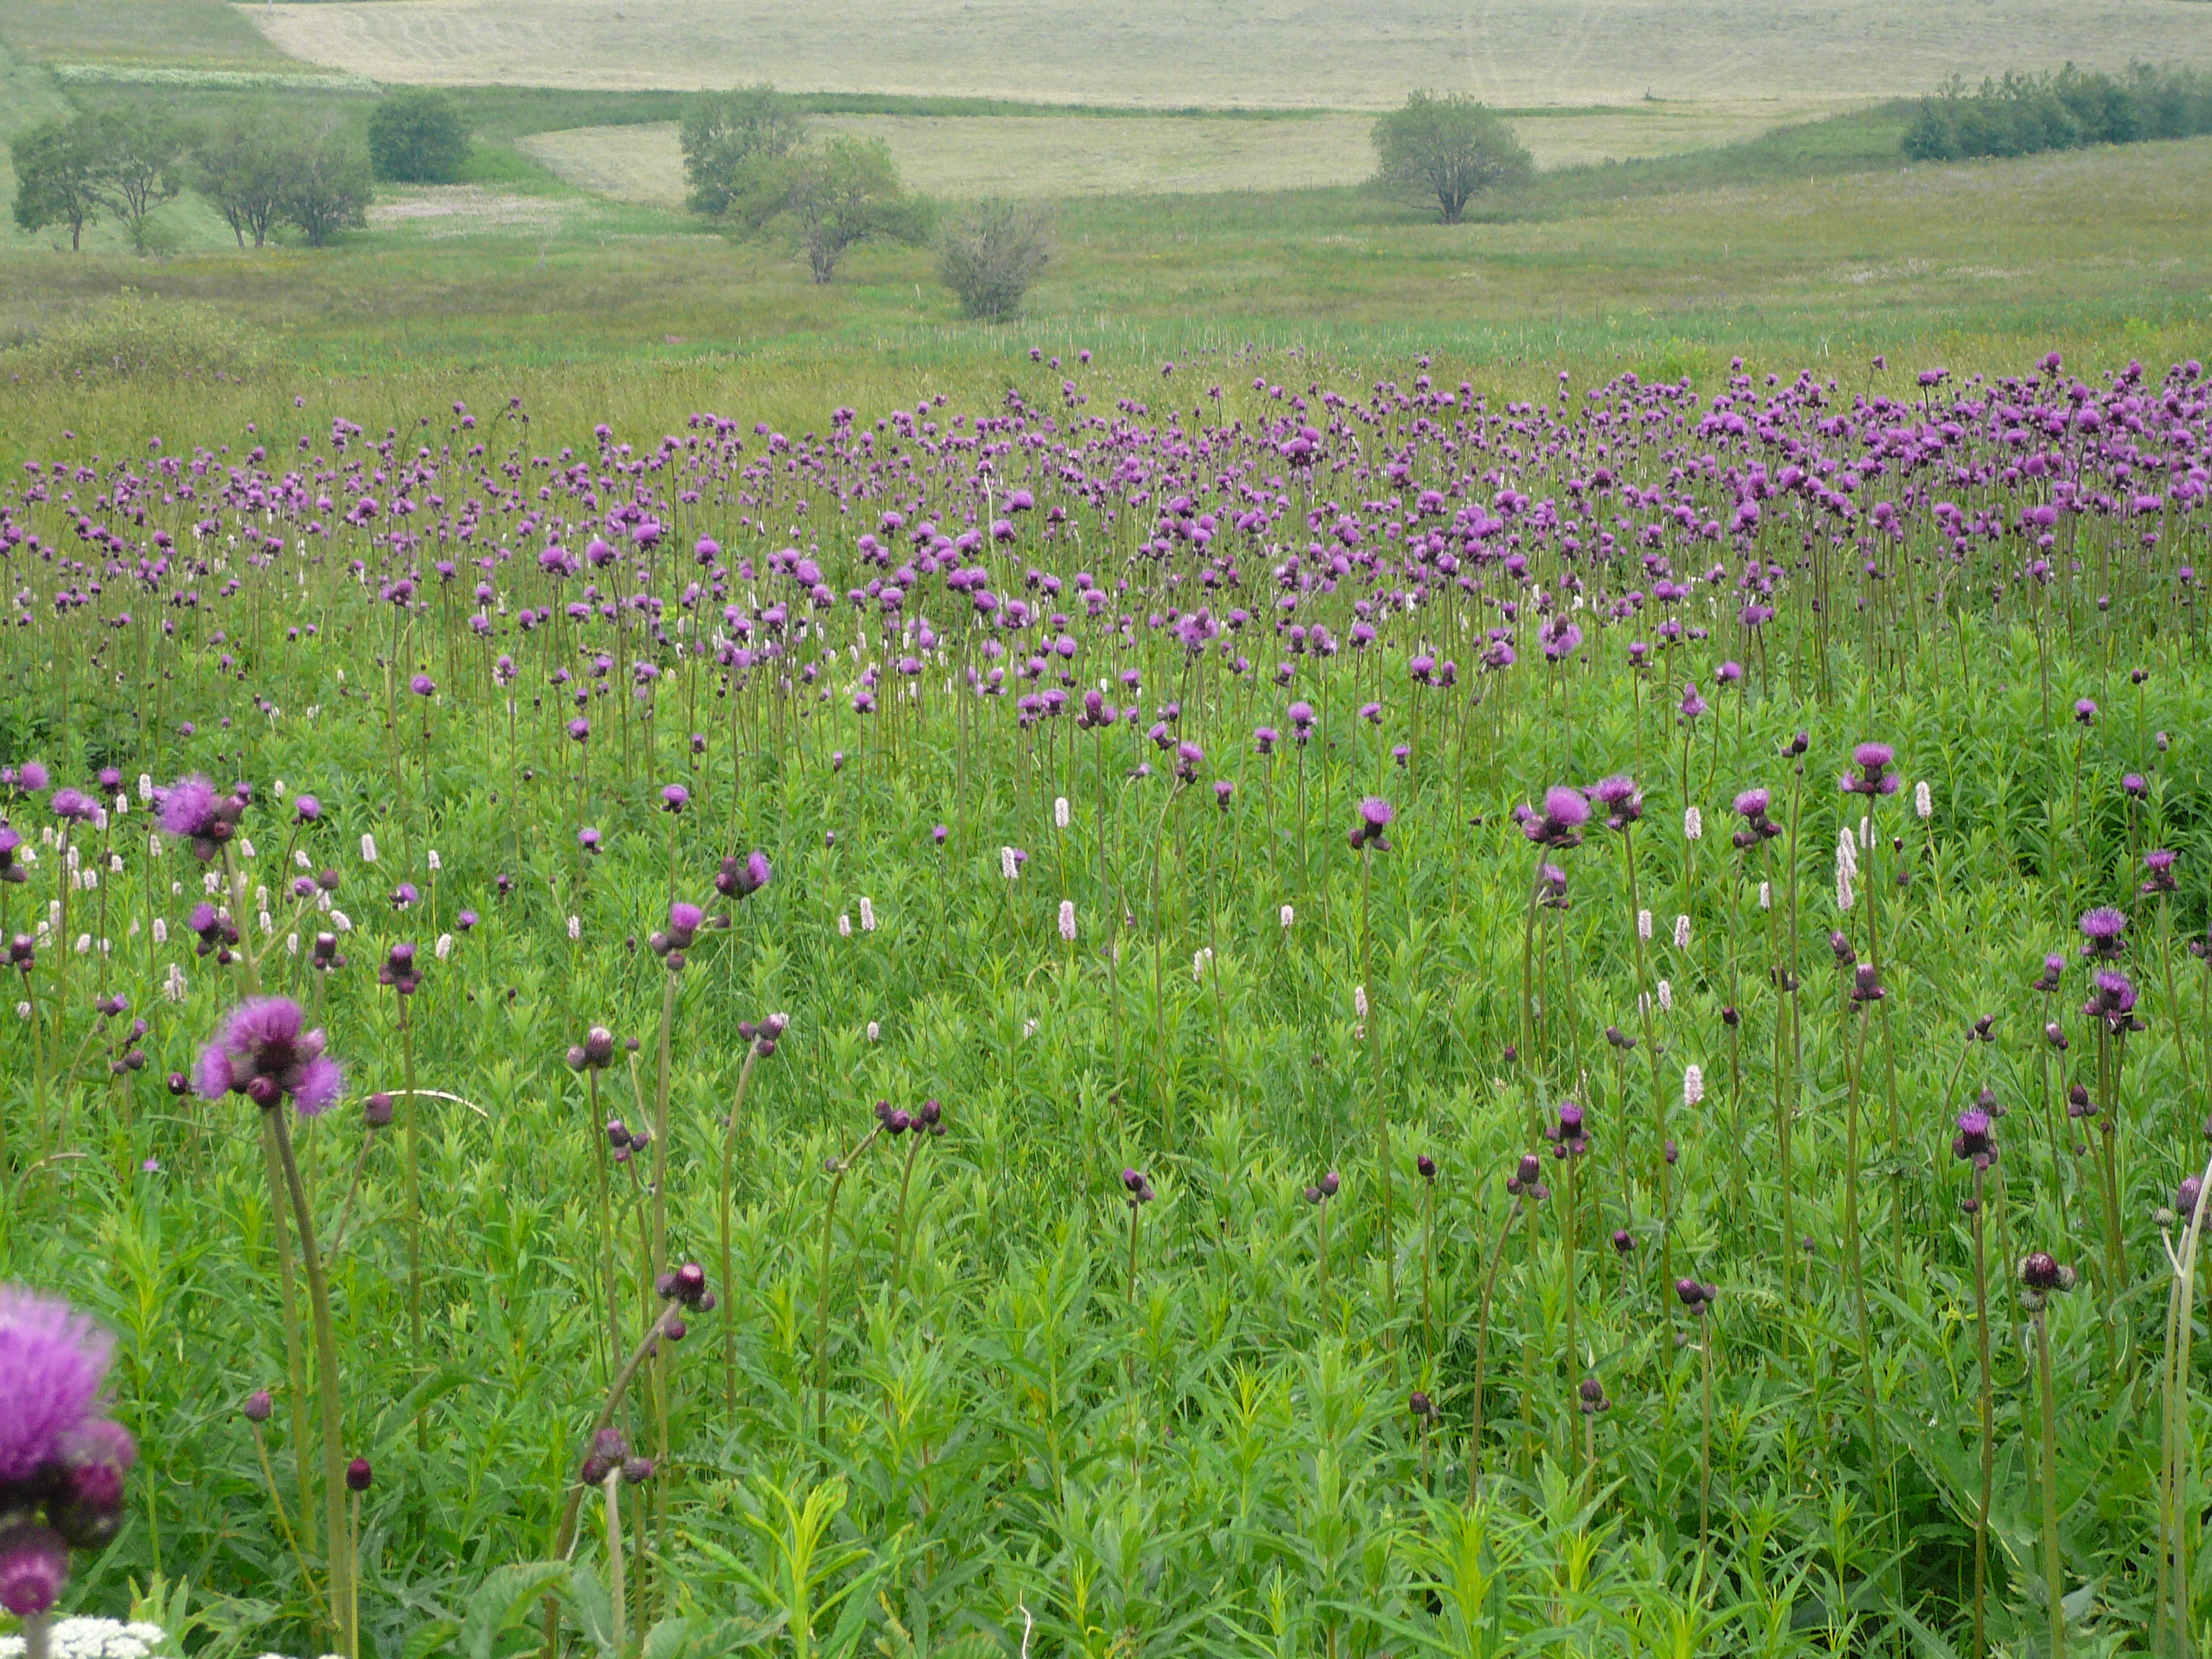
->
[937,199,1051,320]
[366,89,471,183]
[1,287,261,381]
[1371,91,1532,223]
[1903,62,2212,162]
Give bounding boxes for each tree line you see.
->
[1902,62,2212,161]
[11,89,475,254]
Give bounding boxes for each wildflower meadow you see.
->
[3,346,2212,1658]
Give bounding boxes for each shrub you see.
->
[1371,91,1532,223]
[366,89,472,183]
[937,199,1051,320]
[1,287,261,380]
[1903,62,2212,162]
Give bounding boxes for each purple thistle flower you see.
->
[156,773,228,853]
[410,674,436,697]
[292,794,322,824]
[2143,849,2178,894]
[0,1524,68,1617]
[48,789,96,824]
[0,1286,112,1481]
[197,997,343,1115]
[2079,906,2129,959]
[16,763,48,792]
[1522,784,1591,850]
[716,849,772,899]
[1840,742,1899,796]
[1352,796,1394,850]
[1590,774,1642,832]
[660,784,690,814]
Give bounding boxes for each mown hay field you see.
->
[518,105,1807,205]
[244,0,2212,105]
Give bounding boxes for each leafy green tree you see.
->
[91,109,184,255]
[937,198,1051,320]
[192,107,296,249]
[680,84,807,217]
[1370,91,1533,223]
[9,114,106,251]
[366,89,471,183]
[282,128,374,246]
[724,135,926,284]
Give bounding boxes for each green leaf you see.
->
[459,1561,570,1659]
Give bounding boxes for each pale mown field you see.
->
[246,0,2212,107]
[519,105,1803,204]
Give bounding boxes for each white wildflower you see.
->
[1022,1018,1038,1038]
[1193,946,1213,981]
[14,1002,27,1021]
[137,773,153,802]
[866,1020,881,1042]
[332,909,352,932]
[258,911,273,935]
[435,933,454,961]
[838,912,853,938]
[1058,899,1076,941]
[287,933,300,956]
[152,918,168,945]
[428,849,442,872]
[1837,868,1855,912]
[1280,904,1295,930]
[361,833,379,863]
[1758,881,1772,910]
[1683,1064,1705,1107]
[1637,908,1653,940]
[1657,978,1673,1011]
[1835,827,1859,881]
[567,914,581,940]
[1054,795,1070,830]
[1673,914,1691,949]
[274,778,287,799]
[1915,781,1932,820]
[295,849,313,870]
[1354,984,1370,1020]
[859,896,876,932]
[1684,806,1703,841]
[1001,845,1020,881]
[238,838,256,860]
[73,934,90,955]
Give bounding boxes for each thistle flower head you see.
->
[1351,796,1393,850]
[2079,906,2129,959]
[196,997,342,1115]
[1522,785,1590,850]
[1590,774,1642,831]
[156,774,239,858]
[1840,742,1899,796]
[1952,1108,1996,1168]
[0,1287,113,1482]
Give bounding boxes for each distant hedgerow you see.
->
[1902,61,2212,161]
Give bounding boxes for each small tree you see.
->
[283,129,373,246]
[366,89,471,183]
[91,109,184,255]
[10,115,106,251]
[1371,91,1533,223]
[680,84,806,217]
[938,199,1051,320]
[194,107,296,248]
[726,135,925,284]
